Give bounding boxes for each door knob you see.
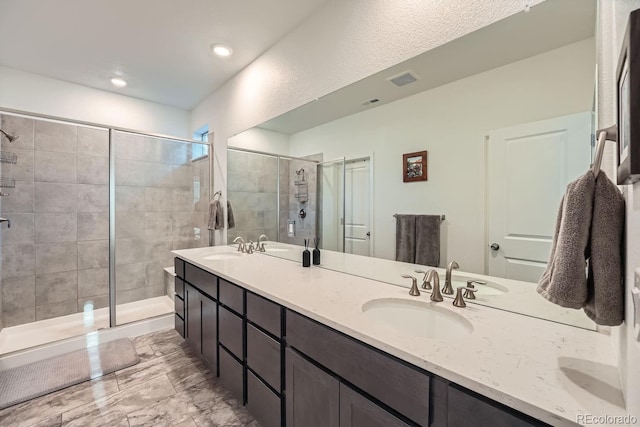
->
[366,232,371,237]
[490,243,500,251]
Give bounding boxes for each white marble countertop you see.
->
[173,245,627,427]
[256,242,595,330]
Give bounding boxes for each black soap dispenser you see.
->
[302,239,311,267]
[313,238,321,265]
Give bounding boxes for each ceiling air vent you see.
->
[361,98,380,106]
[387,70,420,87]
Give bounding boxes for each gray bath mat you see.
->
[0,338,139,409]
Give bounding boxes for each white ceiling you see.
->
[259,0,596,135]
[0,0,328,110]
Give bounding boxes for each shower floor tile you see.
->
[0,296,174,355]
[0,329,257,427]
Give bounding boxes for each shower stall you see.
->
[0,111,211,355]
[226,147,346,249]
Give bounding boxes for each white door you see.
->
[487,112,591,282]
[344,158,372,256]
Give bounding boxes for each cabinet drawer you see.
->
[219,348,244,404]
[175,277,184,299]
[247,323,281,390]
[219,278,244,314]
[340,383,410,427]
[286,310,429,426]
[174,257,185,279]
[174,294,184,317]
[247,371,281,427]
[448,385,546,427]
[174,313,184,338]
[247,292,281,337]
[219,306,243,358]
[185,263,217,299]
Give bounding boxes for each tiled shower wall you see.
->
[227,150,278,243]
[114,131,209,306]
[0,115,209,328]
[279,155,321,246]
[0,114,109,327]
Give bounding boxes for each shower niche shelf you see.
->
[0,178,15,188]
[0,151,17,165]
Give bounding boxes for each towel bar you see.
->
[393,214,445,221]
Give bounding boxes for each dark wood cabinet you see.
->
[287,310,429,425]
[219,347,244,403]
[176,257,548,427]
[285,348,339,427]
[247,370,281,427]
[447,385,546,427]
[201,295,217,370]
[340,383,410,427]
[185,283,202,355]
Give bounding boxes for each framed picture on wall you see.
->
[403,150,428,182]
[617,9,640,184]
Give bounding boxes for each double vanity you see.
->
[172,245,626,427]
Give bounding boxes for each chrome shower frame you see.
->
[0,107,213,328]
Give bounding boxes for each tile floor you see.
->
[0,329,258,427]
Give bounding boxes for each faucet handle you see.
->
[0,217,10,228]
[464,280,485,299]
[401,274,420,297]
[453,286,477,308]
[414,269,432,289]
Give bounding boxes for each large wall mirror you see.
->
[227,0,597,330]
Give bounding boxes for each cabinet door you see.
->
[201,295,217,371]
[285,348,339,427]
[340,384,409,427]
[185,284,202,355]
[448,385,545,427]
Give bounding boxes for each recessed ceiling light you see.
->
[111,77,127,88]
[211,44,233,57]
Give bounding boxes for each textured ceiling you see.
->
[0,0,328,109]
[259,0,596,135]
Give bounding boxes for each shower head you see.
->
[0,129,19,143]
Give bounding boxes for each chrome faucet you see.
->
[233,237,246,253]
[257,234,268,252]
[443,260,459,295]
[400,275,420,296]
[0,217,10,228]
[426,270,443,302]
[414,269,432,290]
[247,240,255,254]
[453,286,478,308]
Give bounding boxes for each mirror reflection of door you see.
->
[344,158,372,256]
[487,112,592,282]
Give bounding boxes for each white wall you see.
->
[191,0,544,245]
[289,39,595,272]
[227,128,290,156]
[597,0,640,418]
[0,66,190,137]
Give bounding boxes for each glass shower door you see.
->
[318,158,345,252]
[112,130,210,326]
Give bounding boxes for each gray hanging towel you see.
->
[395,214,416,263]
[584,171,625,326]
[415,215,441,267]
[227,200,235,229]
[208,199,224,230]
[537,171,595,308]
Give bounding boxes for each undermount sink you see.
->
[362,299,473,340]
[202,252,244,261]
[452,276,508,297]
[264,245,291,252]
